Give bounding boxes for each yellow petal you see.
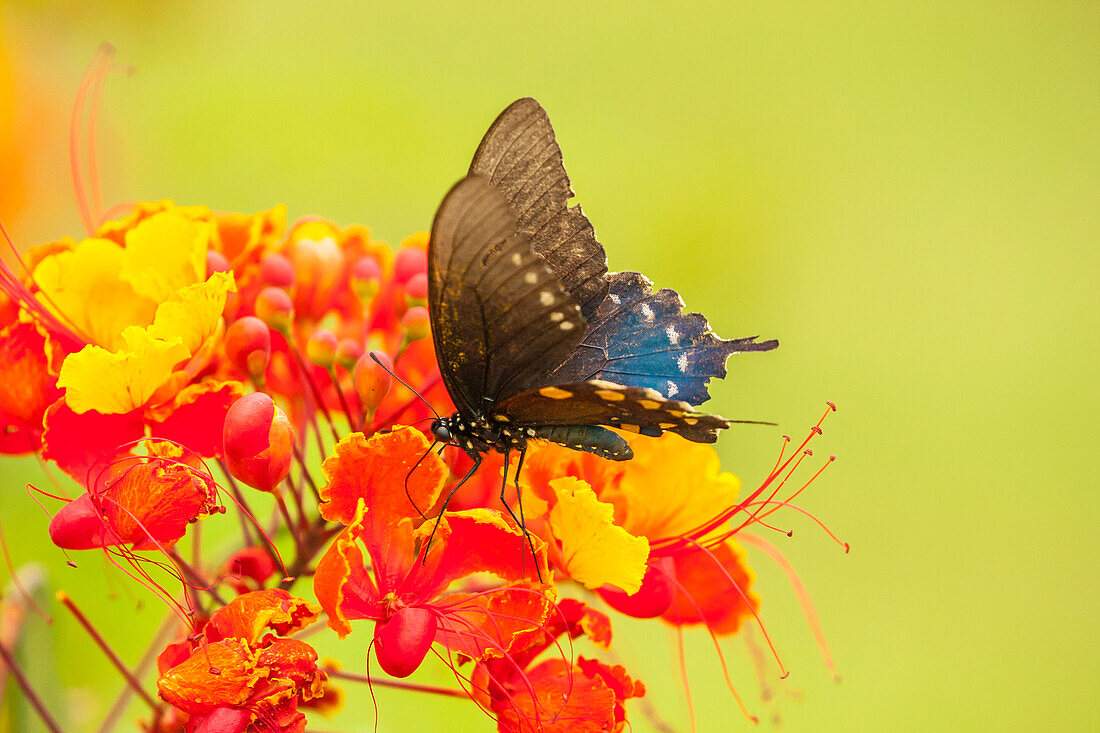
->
[147,272,236,354]
[547,476,649,594]
[121,210,210,302]
[58,328,189,414]
[32,237,157,351]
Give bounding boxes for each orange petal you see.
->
[319,427,445,526]
[545,477,649,594]
[157,638,259,713]
[436,581,554,662]
[414,509,551,601]
[207,589,321,646]
[492,657,620,733]
[313,502,379,639]
[661,538,760,635]
[0,321,61,452]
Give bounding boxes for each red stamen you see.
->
[86,45,114,225]
[70,46,113,235]
[740,533,841,681]
[673,625,698,733]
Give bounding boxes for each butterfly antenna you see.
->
[369,352,440,420]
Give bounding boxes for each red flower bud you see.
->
[225,317,271,380]
[374,606,436,678]
[350,256,382,302]
[306,329,338,369]
[260,253,295,288]
[401,306,431,342]
[597,558,675,619]
[206,250,231,276]
[223,393,294,492]
[353,351,391,412]
[254,286,294,335]
[335,338,364,371]
[393,246,427,286]
[404,272,428,307]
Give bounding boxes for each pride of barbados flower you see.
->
[0,53,844,732]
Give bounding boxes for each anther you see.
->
[826,401,837,411]
[811,426,822,436]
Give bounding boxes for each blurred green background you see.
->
[1,2,1097,731]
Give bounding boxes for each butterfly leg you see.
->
[422,454,482,562]
[497,448,542,582]
[404,441,437,521]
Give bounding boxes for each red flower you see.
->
[313,428,553,678]
[473,599,645,733]
[157,589,328,733]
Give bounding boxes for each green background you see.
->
[2,2,1097,731]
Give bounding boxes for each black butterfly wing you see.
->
[469,98,609,321]
[547,272,779,405]
[496,380,731,444]
[427,175,587,412]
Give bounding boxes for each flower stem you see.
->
[56,590,158,710]
[0,639,64,733]
[329,668,469,699]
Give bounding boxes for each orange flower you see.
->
[473,599,645,733]
[313,428,554,678]
[47,439,220,552]
[157,589,328,733]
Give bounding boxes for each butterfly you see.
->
[423,98,777,548]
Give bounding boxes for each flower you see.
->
[472,599,645,733]
[156,589,329,733]
[313,428,555,678]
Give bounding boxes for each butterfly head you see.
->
[430,418,453,445]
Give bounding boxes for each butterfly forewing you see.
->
[428,176,587,413]
[470,97,609,321]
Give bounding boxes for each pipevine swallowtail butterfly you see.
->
[422,98,777,557]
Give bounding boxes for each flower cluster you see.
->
[0,52,843,733]
[0,195,843,730]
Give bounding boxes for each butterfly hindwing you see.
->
[497,379,730,444]
[547,272,779,405]
[428,175,586,411]
[469,97,609,321]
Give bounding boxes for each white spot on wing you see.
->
[610,294,621,305]
[539,291,555,306]
[550,311,564,322]
[524,271,538,284]
[666,325,680,345]
[559,321,575,331]
[640,303,654,322]
[677,353,688,373]
[666,380,679,397]
[511,253,523,265]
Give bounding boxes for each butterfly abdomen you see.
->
[531,424,633,461]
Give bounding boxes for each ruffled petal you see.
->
[41,399,145,482]
[120,209,209,302]
[207,589,321,646]
[318,427,445,527]
[544,477,649,594]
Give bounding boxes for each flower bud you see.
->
[404,272,428,308]
[206,250,231,276]
[374,606,436,678]
[306,329,338,369]
[260,253,295,289]
[335,338,364,371]
[225,316,271,380]
[223,393,294,492]
[393,246,427,286]
[350,256,382,302]
[401,306,431,342]
[353,351,392,412]
[255,286,294,335]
